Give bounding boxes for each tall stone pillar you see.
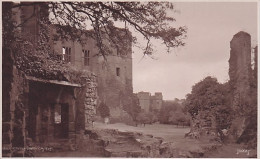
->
[228,31,252,140]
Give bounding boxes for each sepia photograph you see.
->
[2,1,258,158]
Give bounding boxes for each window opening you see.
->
[83,49,90,66]
[62,47,71,62]
[116,67,120,76]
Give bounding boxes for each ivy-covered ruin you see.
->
[185,31,257,148]
[2,2,98,157]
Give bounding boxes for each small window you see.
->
[83,50,90,66]
[62,47,71,63]
[116,67,120,76]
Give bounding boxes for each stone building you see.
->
[150,92,163,112]
[14,2,133,121]
[10,0,133,122]
[3,1,133,153]
[136,92,150,113]
[26,77,80,142]
[2,2,133,156]
[51,27,133,120]
[136,92,163,113]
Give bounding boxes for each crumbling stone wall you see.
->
[75,73,98,129]
[189,110,217,139]
[2,50,98,157]
[187,31,256,142]
[2,48,29,157]
[73,73,98,149]
[83,73,98,128]
[2,3,30,156]
[228,31,252,140]
[2,3,99,156]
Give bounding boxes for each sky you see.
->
[132,2,258,100]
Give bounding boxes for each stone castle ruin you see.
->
[2,2,133,157]
[51,25,133,122]
[3,2,257,157]
[228,32,257,143]
[136,92,163,113]
[188,31,257,143]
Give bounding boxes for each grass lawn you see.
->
[94,122,257,158]
[36,122,256,157]
[94,122,190,143]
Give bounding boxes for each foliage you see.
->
[4,2,187,84]
[147,112,159,123]
[168,111,190,126]
[97,102,110,118]
[123,94,142,122]
[134,111,158,125]
[10,2,186,58]
[3,1,187,84]
[119,86,142,122]
[184,76,232,129]
[136,112,150,124]
[159,101,181,124]
[2,2,15,48]
[3,2,92,83]
[14,33,87,83]
[185,77,222,115]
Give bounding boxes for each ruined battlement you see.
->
[137,92,163,113]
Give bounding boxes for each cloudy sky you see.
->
[132,2,258,100]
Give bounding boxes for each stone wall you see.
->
[51,28,133,120]
[2,3,99,156]
[187,31,257,142]
[189,110,217,138]
[150,92,163,112]
[93,55,133,120]
[27,79,80,142]
[2,3,30,156]
[2,48,29,157]
[229,31,252,114]
[83,73,98,128]
[2,48,98,156]
[187,31,255,140]
[137,92,151,113]
[137,92,163,113]
[228,31,252,140]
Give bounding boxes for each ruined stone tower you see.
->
[228,31,252,139]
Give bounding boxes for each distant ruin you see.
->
[136,92,163,113]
